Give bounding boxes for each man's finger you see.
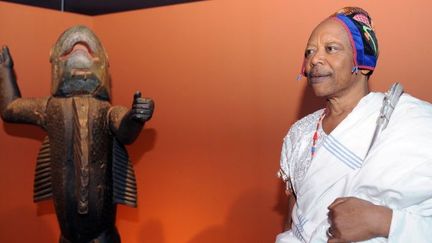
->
[328,197,349,209]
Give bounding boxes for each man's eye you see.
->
[326,46,338,52]
[305,49,314,57]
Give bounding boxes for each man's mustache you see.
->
[306,68,332,78]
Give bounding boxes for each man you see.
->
[276,7,432,243]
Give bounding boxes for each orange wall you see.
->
[1,1,432,242]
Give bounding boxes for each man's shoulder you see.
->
[394,93,432,119]
[384,93,432,134]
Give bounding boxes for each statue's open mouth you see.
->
[60,41,101,76]
[61,41,95,59]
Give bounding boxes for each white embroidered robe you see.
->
[277,92,432,243]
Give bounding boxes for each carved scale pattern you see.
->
[72,97,90,214]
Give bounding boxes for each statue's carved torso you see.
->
[46,96,115,242]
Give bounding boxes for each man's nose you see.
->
[310,49,325,66]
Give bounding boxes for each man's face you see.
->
[304,19,361,98]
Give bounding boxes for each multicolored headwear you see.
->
[299,7,379,78]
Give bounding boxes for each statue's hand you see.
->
[131,91,154,122]
[0,46,14,68]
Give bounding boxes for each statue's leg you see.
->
[90,227,121,243]
[58,227,120,243]
[59,235,71,243]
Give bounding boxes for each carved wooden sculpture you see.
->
[0,25,154,243]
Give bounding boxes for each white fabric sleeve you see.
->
[308,219,330,243]
[384,159,432,243]
[278,135,293,193]
[275,230,302,243]
[388,209,432,243]
[353,120,432,243]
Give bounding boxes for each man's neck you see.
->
[326,91,367,116]
[322,79,370,134]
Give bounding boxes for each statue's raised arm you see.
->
[0,46,48,127]
[108,91,154,145]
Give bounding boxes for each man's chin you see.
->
[310,85,331,98]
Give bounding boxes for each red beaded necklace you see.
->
[311,110,326,158]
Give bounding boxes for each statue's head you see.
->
[50,25,111,100]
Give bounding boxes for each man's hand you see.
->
[0,46,14,68]
[131,91,154,122]
[327,197,392,243]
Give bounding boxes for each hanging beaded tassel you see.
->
[311,110,326,157]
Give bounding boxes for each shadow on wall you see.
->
[296,81,325,120]
[186,188,288,243]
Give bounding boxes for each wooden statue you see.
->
[0,25,154,243]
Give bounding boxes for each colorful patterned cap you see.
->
[299,7,379,78]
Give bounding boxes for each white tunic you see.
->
[277,92,432,243]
